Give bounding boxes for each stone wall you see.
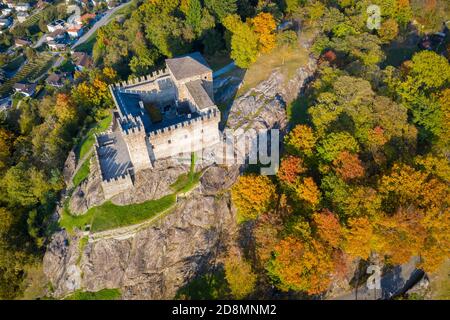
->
[101,173,134,200]
[149,110,220,160]
[122,126,153,171]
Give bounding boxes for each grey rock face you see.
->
[62,150,76,186]
[226,57,316,133]
[112,159,189,206]
[69,158,105,215]
[44,166,238,299]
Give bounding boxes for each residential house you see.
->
[48,40,67,51]
[4,0,15,8]
[15,38,31,47]
[46,29,66,42]
[1,8,12,16]
[13,82,37,97]
[67,25,83,38]
[47,19,65,32]
[46,72,72,88]
[16,11,29,23]
[76,12,96,26]
[14,2,31,12]
[72,51,92,71]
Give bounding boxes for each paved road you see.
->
[33,34,47,49]
[72,1,131,49]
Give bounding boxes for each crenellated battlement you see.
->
[103,172,133,185]
[148,108,219,138]
[118,114,146,136]
[111,68,170,89]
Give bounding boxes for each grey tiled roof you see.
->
[165,52,211,81]
[185,80,214,110]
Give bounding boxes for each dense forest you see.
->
[229,0,449,298]
[0,0,449,299]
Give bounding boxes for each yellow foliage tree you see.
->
[231,174,276,222]
[224,247,257,299]
[250,12,276,53]
[344,217,374,260]
[294,177,321,207]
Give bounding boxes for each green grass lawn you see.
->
[64,288,121,300]
[236,43,309,97]
[75,114,112,161]
[72,158,91,188]
[61,154,201,234]
[170,153,201,193]
[60,194,177,233]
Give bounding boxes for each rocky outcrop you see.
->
[62,150,77,186]
[68,157,105,215]
[226,56,316,133]
[112,159,190,206]
[43,166,238,299]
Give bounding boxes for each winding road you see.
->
[72,1,132,49]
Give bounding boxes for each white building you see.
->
[16,11,29,23]
[47,19,65,32]
[67,25,83,38]
[15,2,31,12]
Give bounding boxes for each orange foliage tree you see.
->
[54,93,77,124]
[277,156,306,185]
[312,210,343,248]
[268,237,335,295]
[332,151,365,181]
[343,217,374,260]
[250,12,276,53]
[231,174,276,222]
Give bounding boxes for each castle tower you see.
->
[120,115,153,171]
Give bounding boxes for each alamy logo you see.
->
[171,127,280,176]
[366,265,381,290]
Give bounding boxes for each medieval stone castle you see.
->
[93,52,221,199]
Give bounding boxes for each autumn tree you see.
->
[277,156,306,185]
[312,210,343,248]
[205,0,237,21]
[224,247,257,299]
[250,12,276,53]
[332,151,364,181]
[231,174,276,222]
[294,177,321,208]
[268,237,335,294]
[0,128,13,172]
[378,18,399,43]
[317,132,359,162]
[343,217,374,260]
[284,124,317,156]
[223,14,259,68]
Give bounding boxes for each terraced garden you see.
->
[0,53,55,98]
